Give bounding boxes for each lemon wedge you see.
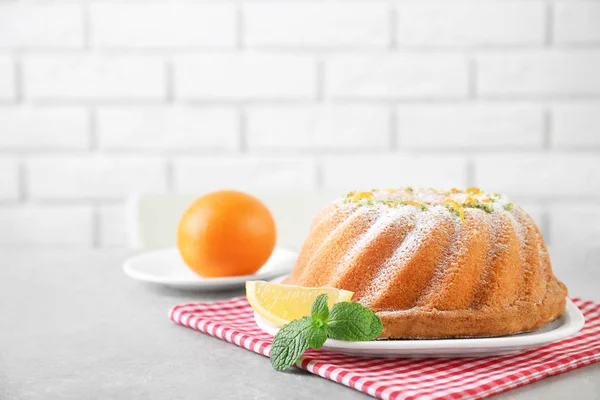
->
[245,281,354,327]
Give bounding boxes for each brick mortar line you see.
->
[92,207,100,248]
[17,159,27,203]
[83,2,92,50]
[0,149,244,156]
[165,58,175,103]
[316,58,325,101]
[388,106,398,151]
[165,158,175,192]
[6,44,600,56]
[468,54,477,99]
[245,148,395,156]
[4,99,600,109]
[13,57,23,103]
[545,0,554,47]
[389,5,398,50]
[22,99,171,106]
[9,199,124,207]
[238,107,248,153]
[314,156,323,189]
[18,95,600,106]
[88,107,98,150]
[543,106,553,150]
[466,159,476,187]
[236,4,244,50]
[4,148,600,157]
[0,244,101,249]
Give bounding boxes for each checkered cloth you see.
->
[169,298,600,400]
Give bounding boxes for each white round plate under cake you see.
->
[254,292,585,358]
[123,247,297,291]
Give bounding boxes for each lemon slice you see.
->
[246,281,354,327]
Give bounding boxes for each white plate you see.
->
[254,298,585,358]
[123,247,297,291]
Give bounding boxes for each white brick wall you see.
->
[0,0,598,257]
[91,4,236,48]
[24,55,166,101]
[0,107,89,150]
[555,2,600,44]
[27,156,167,200]
[247,106,390,150]
[550,205,600,246]
[477,51,600,97]
[0,4,84,49]
[0,158,19,201]
[325,54,469,99]
[0,56,15,100]
[98,205,127,247]
[474,154,600,197]
[174,157,317,192]
[396,1,545,46]
[397,104,544,149]
[175,54,316,100]
[244,3,389,48]
[97,107,239,151]
[551,103,600,148]
[321,155,469,189]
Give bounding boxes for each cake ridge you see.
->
[298,206,375,287]
[472,211,521,308]
[284,187,568,339]
[418,208,494,311]
[368,209,456,311]
[332,208,414,301]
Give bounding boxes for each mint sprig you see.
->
[327,302,384,341]
[269,294,383,371]
[270,317,312,371]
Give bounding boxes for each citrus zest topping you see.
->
[245,281,354,327]
[352,191,374,202]
[465,196,477,203]
[450,188,460,194]
[481,198,490,203]
[466,187,481,194]
[443,198,465,222]
[405,201,421,207]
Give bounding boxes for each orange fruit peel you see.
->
[443,198,465,223]
[352,191,374,202]
[177,190,276,278]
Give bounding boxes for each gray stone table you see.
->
[1,249,599,400]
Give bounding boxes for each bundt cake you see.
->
[284,187,568,339]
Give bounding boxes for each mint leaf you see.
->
[270,316,312,371]
[311,293,329,323]
[269,297,383,371]
[327,302,383,341]
[306,324,327,349]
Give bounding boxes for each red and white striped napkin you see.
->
[169,298,600,400]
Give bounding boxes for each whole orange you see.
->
[177,190,276,278]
